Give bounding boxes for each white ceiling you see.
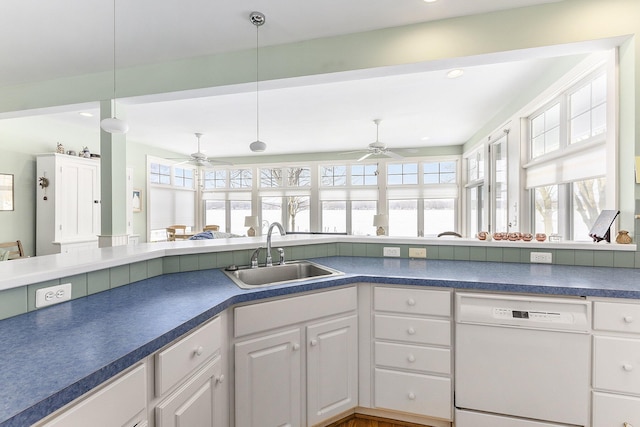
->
[1,0,608,160]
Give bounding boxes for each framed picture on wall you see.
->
[132,189,142,213]
[0,174,14,211]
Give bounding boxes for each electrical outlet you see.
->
[530,252,552,264]
[36,283,72,308]
[383,247,401,257]
[409,247,427,258]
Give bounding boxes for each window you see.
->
[466,148,485,236]
[530,103,560,158]
[388,163,418,185]
[352,201,377,235]
[174,167,194,188]
[351,164,377,185]
[204,200,226,230]
[203,170,226,190]
[321,201,346,233]
[150,163,171,185]
[260,168,282,188]
[424,199,456,236]
[491,134,508,232]
[261,197,282,232]
[230,169,252,189]
[389,200,417,236]
[287,196,310,232]
[423,161,456,184]
[569,74,606,144]
[526,66,611,241]
[321,166,346,186]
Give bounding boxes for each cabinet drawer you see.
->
[594,301,640,334]
[594,335,640,395]
[375,342,450,375]
[593,391,640,427]
[235,286,356,337]
[374,314,450,346]
[374,287,451,317]
[156,316,221,396]
[374,368,451,420]
[42,364,146,427]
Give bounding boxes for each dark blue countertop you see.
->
[2,257,639,426]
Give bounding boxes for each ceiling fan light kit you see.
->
[354,119,404,162]
[100,0,128,135]
[249,11,266,153]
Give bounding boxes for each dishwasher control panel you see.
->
[493,308,573,324]
[456,293,591,332]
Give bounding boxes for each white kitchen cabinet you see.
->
[36,363,147,427]
[592,299,640,427]
[233,286,358,427]
[371,285,453,422]
[235,328,302,427]
[36,153,101,255]
[155,356,224,427]
[154,315,226,427]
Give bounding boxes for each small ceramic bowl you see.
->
[535,233,547,242]
[522,233,533,241]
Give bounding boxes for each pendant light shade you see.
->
[101,0,128,134]
[249,11,266,152]
[100,117,129,134]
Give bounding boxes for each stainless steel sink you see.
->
[222,260,343,289]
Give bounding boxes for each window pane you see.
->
[230,201,251,236]
[573,178,606,241]
[423,162,439,173]
[531,114,545,138]
[592,74,606,106]
[351,164,377,186]
[230,169,252,188]
[288,167,311,187]
[389,199,417,237]
[321,201,346,233]
[534,186,558,236]
[321,166,347,186]
[468,185,483,238]
[570,84,591,118]
[352,201,376,236]
[287,196,310,232]
[546,103,560,129]
[591,104,607,137]
[424,199,455,236]
[204,201,226,231]
[260,168,282,187]
[570,111,591,144]
[423,173,439,184]
[532,135,545,158]
[261,197,282,232]
[545,126,560,152]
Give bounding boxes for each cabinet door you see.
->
[156,357,224,427]
[307,315,358,426]
[59,160,100,240]
[235,329,302,427]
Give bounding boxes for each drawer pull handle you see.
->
[195,346,204,356]
[624,315,634,323]
[310,339,318,346]
[623,364,634,372]
[292,343,300,351]
[216,374,225,384]
[407,298,416,306]
[407,354,416,363]
[408,392,416,400]
[407,327,416,335]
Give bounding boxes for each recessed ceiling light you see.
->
[79,112,93,117]
[421,136,431,141]
[423,0,438,3]
[446,69,464,79]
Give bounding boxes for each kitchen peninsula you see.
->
[1,235,639,426]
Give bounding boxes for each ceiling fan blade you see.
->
[357,152,373,162]
[384,150,404,160]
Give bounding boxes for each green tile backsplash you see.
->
[0,241,637,321]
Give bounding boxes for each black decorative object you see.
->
[589,209,620,242]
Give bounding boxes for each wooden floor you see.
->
[326,413,433,427]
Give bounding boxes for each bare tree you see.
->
[573,178,606,230]
[534,186,557,235]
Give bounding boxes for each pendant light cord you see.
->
[112,0,117,117]
[255,22,260,142]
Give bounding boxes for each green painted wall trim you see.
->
[1,242,637,321]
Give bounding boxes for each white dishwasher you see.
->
[455,292,591,427]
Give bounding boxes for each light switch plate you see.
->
[35,283,72,308]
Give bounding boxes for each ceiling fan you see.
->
[172,133,231,168]
[353,119,404,162]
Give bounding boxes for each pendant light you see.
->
[100,0,129,134]
[249,11,266,153]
